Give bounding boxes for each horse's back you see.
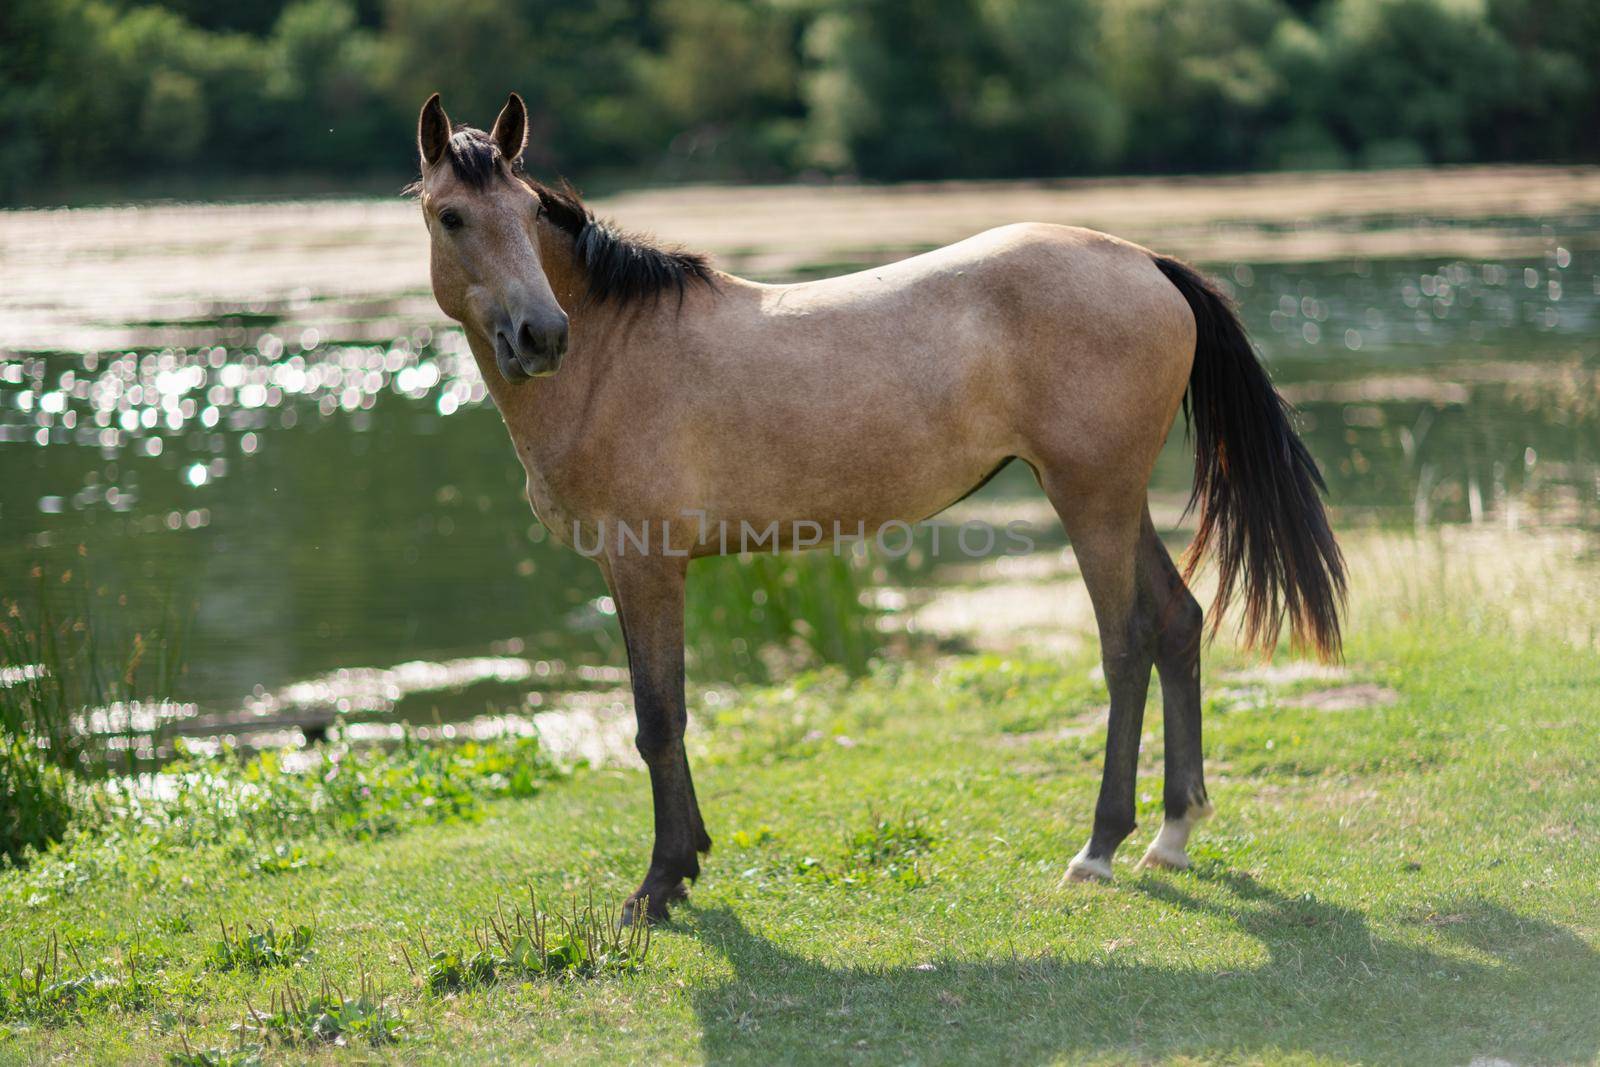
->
[767,221,1191,357]
[763,221,1195,473]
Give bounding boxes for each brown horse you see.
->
[412,93,1344,921]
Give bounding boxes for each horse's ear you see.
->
[418,93,450,168]
[491,92,528,165]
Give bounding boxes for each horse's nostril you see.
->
[519,323,539,353]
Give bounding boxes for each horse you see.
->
[410,92,1345,922]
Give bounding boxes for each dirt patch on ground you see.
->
[1238,779,1383,812]
[1215,663,1398,713]
[992,706,1108,747]
[908,574,1096,655]
[1284,683,1400,712]
[1222,662,1351,687]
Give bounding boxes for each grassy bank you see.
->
[2,527,1598,1064]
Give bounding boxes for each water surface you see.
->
[3,205,1596,749]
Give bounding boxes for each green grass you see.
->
[1,531,1597,1064]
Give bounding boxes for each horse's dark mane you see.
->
[408,126,715,307]
[526,177,716,307]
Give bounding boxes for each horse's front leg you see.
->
[606,553,712,923]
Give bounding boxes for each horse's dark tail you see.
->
[1152,254,1346,660]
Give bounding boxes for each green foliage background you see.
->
[0,0,1596,201]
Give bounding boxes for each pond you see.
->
[2,197,1596,755]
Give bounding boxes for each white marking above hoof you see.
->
[1135,816,1198,871]
[1062,845,1112,884]
[1135,843,1191,871]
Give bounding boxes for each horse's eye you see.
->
[438,208,463,232]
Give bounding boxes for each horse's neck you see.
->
[479,222,636,459]
[529,219,636,405]
[533,216,589,316]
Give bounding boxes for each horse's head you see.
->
[414,92,569,382]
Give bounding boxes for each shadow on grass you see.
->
[683,871,1599,1065]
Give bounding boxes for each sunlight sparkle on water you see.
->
[0,327,482,504]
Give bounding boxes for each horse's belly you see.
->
[680,443,1015,558]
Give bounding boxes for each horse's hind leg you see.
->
[1048,483,1158,883]
[1133,517,1213,871]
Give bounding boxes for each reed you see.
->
[0,559,191,777]
[687,551,881,682]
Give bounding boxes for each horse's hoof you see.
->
[1061,846,1112,884]
[622,878,688,925]
[1135,844,1190,871]
[620,894,665,926]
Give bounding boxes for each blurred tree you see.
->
[1101,0,1293,172]
[139,69,208,162]
[158,0,291,35]
[0,0,63,198]
[378,0,663,178]
[46,2,218,170]
[807,0,999,178]
[379,0,533,136]
[267,0,393,168]
[975,0,1125,175]
[1318,0,1518,165]
[807,0,1118,179]
[637,0,805,177]
[0,0,1595,202]
[1484,0,1599,161]
[1255,17,1349,169]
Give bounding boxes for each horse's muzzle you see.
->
[495,312,569,381]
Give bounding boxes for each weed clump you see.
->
[402,887,651,995]
[0,933,156,1022]
[793,811,934,889]
[167,1037,263,1066]
[234,973,403,1048]
[206,919,313,973]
